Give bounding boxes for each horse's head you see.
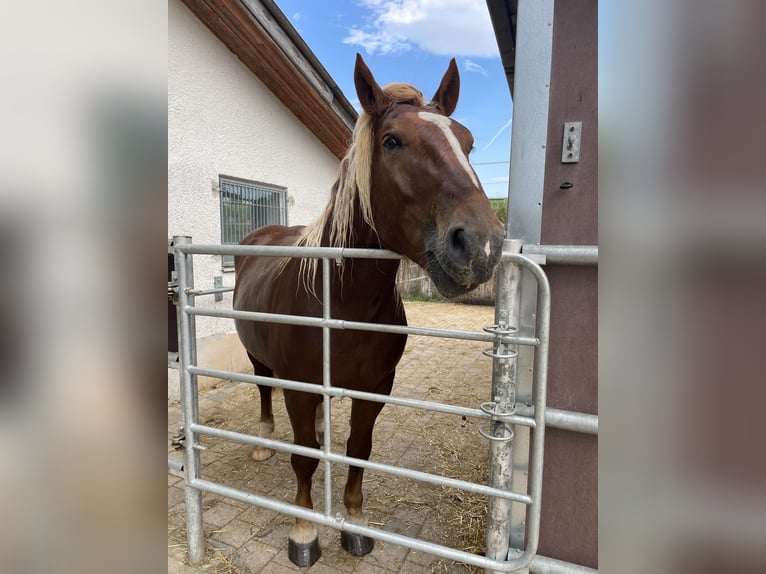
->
[354,54,504,297]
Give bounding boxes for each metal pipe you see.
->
[520,251,552,557]
[185,286,234,296]
[175,241,596,269]
[173,236,205,564]
[321,257,333,517]
[504,0,555,246]
[529,554,598,574]
[168,457,184,473]
[521,245,598,265]
[191,477,534,572]
[190,423,533,505]
[187,365,536,428]
[185,305,539,347]
[486,239,522,569]
[174,242,402,260]
[515,404,598,436]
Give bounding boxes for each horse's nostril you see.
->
[447,227,468,263]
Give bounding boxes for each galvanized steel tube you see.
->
[190,422,533,505]
[175,240,597,269]
[187,365,536,428]
[486,239,522,570]
[519,252,552,558]
[185,286,234,296]
[515,405,598,436]
[173,236,205,564]
[185,304,539,346]
[191,477,534,572]
[521,245,598,265]
[174,242,402,261]
[322,257,333,516]
[168,457,184,473]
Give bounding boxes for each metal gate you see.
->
[169,236,575,572]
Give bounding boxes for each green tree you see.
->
[489,198,507,224]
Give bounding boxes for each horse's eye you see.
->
[383,136,400,151]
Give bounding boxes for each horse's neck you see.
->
[321,192,380,250]
[323,195,401,294]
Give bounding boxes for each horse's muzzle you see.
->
[426,224,503,297]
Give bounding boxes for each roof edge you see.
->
[256,0,358,127]
[486,0,517,98]
[181,0,356,159]
[248,0,358,130]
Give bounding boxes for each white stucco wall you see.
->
[168,0,339,341]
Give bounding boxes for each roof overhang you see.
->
[180,0,357,159]
[486,0,518,98]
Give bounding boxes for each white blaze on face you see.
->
[418,111,479,188]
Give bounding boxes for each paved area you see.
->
[169,301,496,573]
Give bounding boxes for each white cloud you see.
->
[345,0,499,57]
[464,58,487,76]
[292,12,300,21]
[343,28,411,56]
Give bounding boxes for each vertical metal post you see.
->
[505,0,556,248]
[174,235,205,563]
[485,239,522,572]
[171,239,184,437]
[499,0,556,564]
[523,264,551,559]
[322,257,333,516]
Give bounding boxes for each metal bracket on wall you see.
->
[561,122,582,163]
[214,276,223,302]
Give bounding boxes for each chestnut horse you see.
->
[233,54,504,566]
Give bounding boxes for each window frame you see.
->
[218,175,288,269]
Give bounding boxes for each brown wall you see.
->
[536,0,598,568]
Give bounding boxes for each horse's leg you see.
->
[315,401,325,446]
[248,354,275,461]
[284,389,323,567]
[341,387,391,556]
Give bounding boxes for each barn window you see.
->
[219,176,287,268]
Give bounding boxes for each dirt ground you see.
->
[169,300,498,573]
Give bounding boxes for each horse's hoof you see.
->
[288,537,321,567]
[341,531,375,556]
[251,446,275,462]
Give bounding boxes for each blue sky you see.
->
[274,0,513,199]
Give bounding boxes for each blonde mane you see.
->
[295,82,424,289]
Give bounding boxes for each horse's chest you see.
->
[334,327,406,362]
[329,328,407,389]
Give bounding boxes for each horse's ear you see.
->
[429,58,460,116]
[354,53,389,117]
